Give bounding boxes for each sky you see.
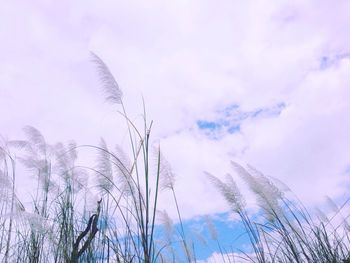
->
[1,0,350,261]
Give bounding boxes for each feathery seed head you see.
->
[207,171,245,213]
[91,52,123,105]
[96,138,114,192]
[232,161,284,222]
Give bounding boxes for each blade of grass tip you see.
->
[144,124,150,256]
[143,122,153,257]
[149,145,161,261]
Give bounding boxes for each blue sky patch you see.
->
[196,103,285,139]
[197,120,222,130]
[320,53,350,69]
[155,212,252,261]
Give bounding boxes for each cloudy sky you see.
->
[1,0,350,260]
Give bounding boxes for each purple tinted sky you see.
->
[1,0,350,223]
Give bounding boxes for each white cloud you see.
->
[197,251,255,263]
[0,0,350,220]
[242,58,350,204]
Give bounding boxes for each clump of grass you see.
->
[1,52,349,263]
[0,53,191,263]
[89,52,177,262]
[0,141,17,263]
[209,161,350,263]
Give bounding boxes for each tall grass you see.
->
[208,161,350,263]
[0,53,192,262]
[0,53,349,262]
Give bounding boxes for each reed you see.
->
[0,53,191,263]
[209,161,350,263]
[0,54,348,262]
